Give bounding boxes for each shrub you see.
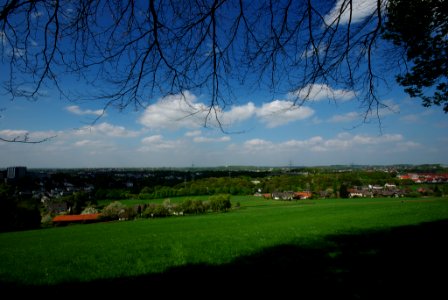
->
[81,206,99,215]
[40,213,54,227]
[142,204,170,218]
[119,206,137,220]
[407,192,421,198]
[181,199,206,214]
[170,204,183,215]
[152,205,170,217]
[135,204,143,216]
[142,204,157,218]
[101,201,127,220]
[209,194,231,212]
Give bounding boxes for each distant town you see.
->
[1,164,447,232]
[2,164,448,199]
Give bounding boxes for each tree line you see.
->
[2,168,448,232]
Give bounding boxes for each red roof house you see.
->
[294,191,312,199]
[52,213,101,224]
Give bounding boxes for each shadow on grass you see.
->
[3,219,448,298]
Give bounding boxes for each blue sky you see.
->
[1,84,447,168]
[1,0,447,168]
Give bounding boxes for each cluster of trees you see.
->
[59,191,96,214]
[94,170,407,200]
[140,171,403,198]
[171,171,448,198]
[138,176,255,199]
[2,167,447,232]
[100,194,232,221]
[0,183,41,232]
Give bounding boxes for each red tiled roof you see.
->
[294,191,312,198]
[53,213,101,222]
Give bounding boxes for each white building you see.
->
[7,166,27,179]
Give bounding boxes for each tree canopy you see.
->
[382,0,448,112]
[0,0,446,142]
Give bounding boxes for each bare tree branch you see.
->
[1,0,398,140]
[0,133,56,144]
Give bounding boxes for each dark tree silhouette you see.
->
[0,0,444,142]
[382,0,448,112]
[0,132,56,143]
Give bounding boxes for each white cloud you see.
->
[74,139,107,147]
[329,112,360,123]
[0,129,29,138]
[0,129,59,142]
[141,135,164,144]
[220,132,429,166]
[193,136,231,143]
[66,105,105,117]
[256,100,314,128]
[1,124,442,168]
[139,93,257,130]
[294,83,356,102]
[377,100,400,116]
[283,136,324,149]
[394,141,421,152]
[139,91,314,130]
[352,133,402,145]
[220,102,256,125]
[246,139,271,147]
[324,133,403,149]
[185,130,202,137]
[139,135,182,151]
[0,126,121,149]
[74,122,139,138]
[139,91,208,130]
[74,140,93,147]
[243,139,275,151]
[240,133,405,155]
[324,0,383,25]
[337,100,399,122]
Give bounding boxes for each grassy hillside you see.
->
[1,197,448,296]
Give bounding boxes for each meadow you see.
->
[1,196,448,297]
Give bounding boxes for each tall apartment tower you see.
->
[7,166,27,179]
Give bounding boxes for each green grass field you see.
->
[1,196,448,296]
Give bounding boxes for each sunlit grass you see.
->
[1,197,447,286]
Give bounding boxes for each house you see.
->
[294,191,312,199]
[272,191,295,200]
[384,183,397,189]
[262,193,272,199]
[347,189,365,198]
[52,213,101,225]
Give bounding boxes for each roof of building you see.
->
[52,213,101,222]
